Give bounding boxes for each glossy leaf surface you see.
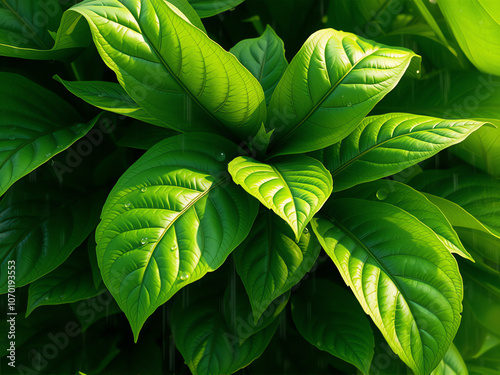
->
[430,343,468,375]
[312,198,463,375]
[229,155,332,240]
[322,113,486,191]
[70,0,266,139]
[96,133,258,340]
[233,211,321,322]
[267,28,420,156]
[188,0,245,17]
[292,279,375,374]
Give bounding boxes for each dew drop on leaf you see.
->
[141,237,148,245]
[140,187,147,193]
[216,152,226,161]
[376,189,388,200]
[346,102,352,107]
[124,202,131,208]
[316,341,323,347]
[45,153,51,158]
[171,244,177,251]
[44,297,49,301]
[8,135,15,140]
[416,70,420,74]
[179,272,190,281]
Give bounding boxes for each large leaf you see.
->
[311,198,463,375]
[230,25,288,105]
[322,113,486,192]
[96,133,258,341]
[408,166,500,235]
[26,244,102,317]
[55,77,165,128]
[266,28,420,156]
[0,0,89,60]
[188,0,245,17]
[336,180,472,260]
[438,0,500,75]
[0,181,104,293]
[0,72,98,197]
[430,343,468,375]
[292,279,375,374]
[170,285,278,375]
[69,0,266,139]
[233,211,321,322]
[228,155,332,240]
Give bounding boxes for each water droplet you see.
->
[140,187,147,193]
[59,295,64,299]
[346,102,352,107]
[45,153,51,158]
[71,124,82,133]
[141,237,148,245]
[316,341,323,347]
[171,244,177,251]
[97,93,104,97]
[124,202,131,208]
[304,228,309,234]
[376,189,388,201]
[416,70,420,74]
[179,272,190,281]
[8,135,15,140]
[216,152,226,162]
[44,297,49,301]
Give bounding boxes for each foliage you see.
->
[1,0,499,374]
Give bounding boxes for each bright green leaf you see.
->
[322,113,487,192]
[230,25,288,105]
[292,279,375,374]
[188,0,244,17]
[233,211,321,322]
[311,198,463,375]
[430,343,468,375]
[267,28,420,156]
[69,0,266,139]
[228,155,332,240]
[96,133,258,341]
[0,72,98,197]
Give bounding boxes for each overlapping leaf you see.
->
[228,155,332,240]
[69,0,266,139]
[430,343,468,375]
[96,133,258,341]
[292,279,375,374]
[0,72,98,197]
[311,198,463,375]
[322,113,486,192]
[0,181,105,293]
[188,0,245,17]
[230,25,288,105]
[266,28,421,156]
[233,211,320,322]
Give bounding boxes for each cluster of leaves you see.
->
[1,0,500,374]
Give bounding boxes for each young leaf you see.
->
[26,245,103,317]
[171,285,278,375]
[438,0,500,76]
[233,211,321,322]
[230,25,288,105]
[430,343,468,375]
[228,155,333,240]
[291,279,375,375]
[188,0,245,17]
[311,198,463,375]
[54,77,165,128]
[408,166,500,235]
[0,73,98,197]
[0,182,105,293]
[69,0,266,139]
[266,28,421,156]
[322,113,487,192]
[336,180,472,261]
[96,133,258,341]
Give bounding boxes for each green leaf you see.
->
[408,166,500,235]
[70,0,266,139]
[430,343,468,375]
[230,25,288,105]
[291,279,375,374]
[228,155,333,240]
[233,211,321,322]
[171,285,278,375]
[0,0,90,60]
[54,77,165,128]
[26,244,102,317]
[322,113,487,192]
[438,0,500,75]
[0,181,105,293]
[266,28,421,156]
[336,180,472,261]
[457,228,500,267]
[96,133,258,341]
[311,198,463,375]
[188,0,245,17]
[116,121,179,150]
[0,72,98,197]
